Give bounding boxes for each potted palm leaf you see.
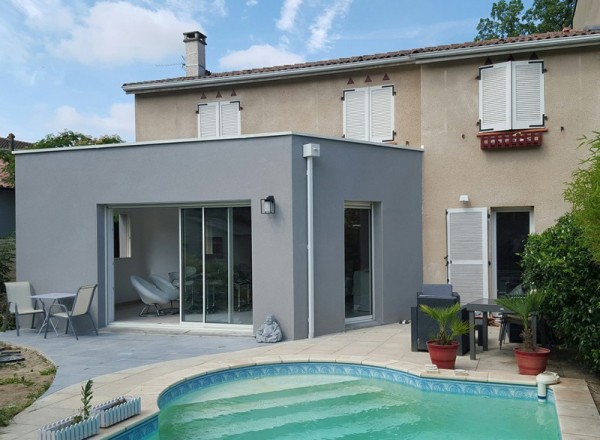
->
[419,302,470,369]
[496,289,550,375]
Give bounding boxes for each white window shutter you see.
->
[479,63,511,132]
[343,89,368,141]
[220,101,241,137]
[370,86,394,142]
[512,61,544,129]
[447,208,489,304]
[198,103,219,138]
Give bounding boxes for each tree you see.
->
[564,132,600,265]
[33,130,123,149]
[475,0,575,41]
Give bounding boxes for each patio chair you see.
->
[5,281,45,336]
[130,275,171,317]
[150,273,179,312]
[44,284,98,340]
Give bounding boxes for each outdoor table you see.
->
[30,293,76,335]
[464,298,537,360]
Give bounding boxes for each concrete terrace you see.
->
[1,324,599,439]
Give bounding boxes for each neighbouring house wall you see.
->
[420,46,600,287]
[133,65,422,148]
[0,189,15,237]
[574,0,600,30]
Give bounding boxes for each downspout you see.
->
[303,143,320,339]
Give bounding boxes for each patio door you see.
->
[344,204,373,323]
[181,206,252,324]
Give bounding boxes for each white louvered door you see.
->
[447,208,489,304]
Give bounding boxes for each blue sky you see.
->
[1,0,534,143]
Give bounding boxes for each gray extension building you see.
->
[14,133,422,340]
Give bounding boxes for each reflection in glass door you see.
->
[344,205,372,322]
[494,210,531,297]
[181,206,252,324]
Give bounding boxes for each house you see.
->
[13,5,600,339]
[122,24,600,305]
[0,134,31,238]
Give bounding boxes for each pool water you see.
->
[153,367,560,440]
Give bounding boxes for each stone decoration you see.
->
[256,314,282,343]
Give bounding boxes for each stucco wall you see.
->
[574,0,600,30]
[420,47,600,287]
[15,133,422,339]
[133,65,422,148]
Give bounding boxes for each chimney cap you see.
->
[183,31,207,45]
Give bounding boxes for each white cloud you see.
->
[276,0,303,32]
[53,1,201,66]
[50,103,135,141]
[308,0,351,53]
[10,0,75,34]
[218,44,304,70]
[246,0,258,6]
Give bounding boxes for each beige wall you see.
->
[134,66,422,145]
[574,0,600,30]
[420,47,600,288]
[132,44,600,297]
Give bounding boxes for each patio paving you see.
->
[1,323,599,439]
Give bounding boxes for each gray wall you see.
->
[14,133,422,340]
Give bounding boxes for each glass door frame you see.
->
[344,202,374,325]
[179,202,253,328]
[490,207,534,299]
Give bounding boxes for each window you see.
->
[198,101,241,138]
[343,85,394,142]
[479,60,544,132]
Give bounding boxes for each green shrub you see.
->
[521,213,600,372]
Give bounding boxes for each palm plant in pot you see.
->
[419,302,470,369]
[496,289,549,375]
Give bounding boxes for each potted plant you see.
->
[419,302,470,369]
[496,289,550,375]
[39,380,100,440]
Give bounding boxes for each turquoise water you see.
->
[153,370,560,440]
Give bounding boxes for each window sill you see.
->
[477,128,547,150]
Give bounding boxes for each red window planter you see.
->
[478,129,546,150]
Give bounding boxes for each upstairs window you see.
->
[479,60,544,132]
[198,101,241,138]
[343,85,394,142]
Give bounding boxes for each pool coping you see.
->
[4,324,600,440]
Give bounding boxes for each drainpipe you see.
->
[303,143,320,339]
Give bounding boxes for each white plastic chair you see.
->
[5,281,45,336]
[130,276,171,316]
[44,284,98,340]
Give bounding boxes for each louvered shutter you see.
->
[370,86,394,142]
[447,208,489,304]
[479,63,511,132]
[220,101,241,137]
[512,61,544,129]
[198,103,219,138]
[343,88,368,141]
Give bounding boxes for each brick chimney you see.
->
[183,31,207,77]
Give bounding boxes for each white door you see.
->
[447,208,489,304]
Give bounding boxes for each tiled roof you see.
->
[123,29,600,89]
[0,136,32,151]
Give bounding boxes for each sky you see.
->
[0,0,535,143]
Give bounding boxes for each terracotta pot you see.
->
[426,340,460,369]
[514,347,551,375]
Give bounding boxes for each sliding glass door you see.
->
[181,206,252,324]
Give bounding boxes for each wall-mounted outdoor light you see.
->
[459,194,469,203]
[261,195,275,214]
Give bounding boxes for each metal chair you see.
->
[44,284,98,340]
[5,281,45,336]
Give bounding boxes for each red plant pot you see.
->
[514,347,551,375]
[426,340,460,369]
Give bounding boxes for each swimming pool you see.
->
[109,362,560,440]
